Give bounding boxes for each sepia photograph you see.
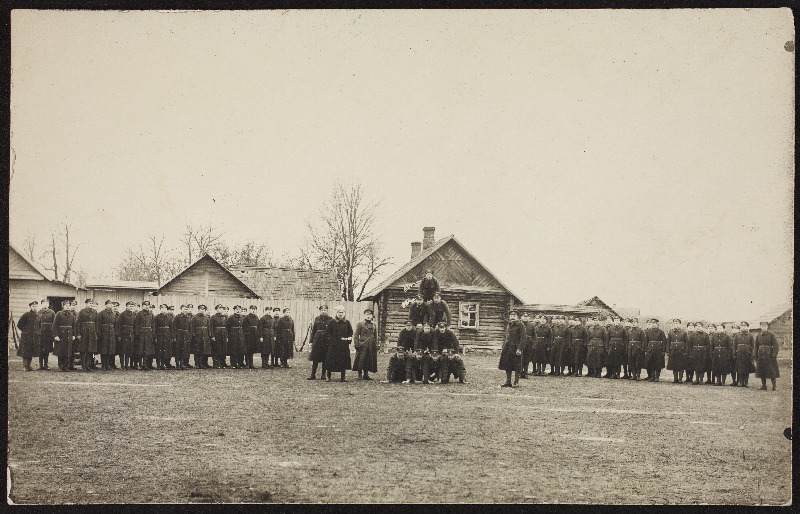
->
[7,9,794,505]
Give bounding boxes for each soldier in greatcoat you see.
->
[324,306,353,382]
[709,323,733,385]
[133,301,155,371]
[275,308,295,368]
[96,300,116,371]
[643,318,667,382]
[382,320,415,383]
[428,293,452,327]
[435,322,467,384]
[585,316,607,378]
[308,305,333,379]
[603,316,628,379]
[519,313,534,379]
[153,304,173,370]
[731,322,754,387]
[64,300,79,370]
[37,299,55,371]
[258,307,275,369]
[271,308,282,367]
[625,318,645,380]
[191,305,212,369]
[499,311,526,387]
[110,302,120,369]
[684,322,696,384]
[53,300,76,371]
[549,315,569,376]
[754,321,780,391]
[164,306,175,368]
[226,305,246,369]
[666,318,690,383]
[210,304,229,369]
[531,315,550,376]
[569,316,588,377]
[689,322,711,384]
[171,305,193,370]
[242,305,261,369]
[115,302,136,369]
[17,301,39,372]
[75,299,98,372]
[354,309,378,380]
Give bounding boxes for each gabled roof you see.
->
[759,305,792,323]
[362,235,523,303]
[9,241,51,280]
[157,253,260,298]
[229,265,340,300]
[86,279,160,290]
[577,296,620,317]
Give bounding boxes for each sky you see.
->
[9,9,794,321]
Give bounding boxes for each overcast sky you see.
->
[9,9,794,321]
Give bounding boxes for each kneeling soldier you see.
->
[383,320,415,383]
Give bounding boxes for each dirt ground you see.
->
[7,350,792,505]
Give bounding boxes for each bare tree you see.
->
[182,223,224,263]
[302,181,393,301]
[116,233,183,286]
[22,232,37,262]
[60,223,81,284]
[42,230,60,281]
[211,240,277,268]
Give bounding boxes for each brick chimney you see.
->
[422,227,436,250]
[411,241,422,260]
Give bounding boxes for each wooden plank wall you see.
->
[8,280,79,321]
[159,258,256,297]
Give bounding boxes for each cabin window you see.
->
[459,302,479,329]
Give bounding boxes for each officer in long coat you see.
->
[754,321,780,391]
[435,322,467,384]
[242,305,261,369]
[324,306,353,381]
[65,300,79,369]
[115,302,136,369]
[354,309,378,380]
[548,315,569,376]
[604,316,628,379]
[133,301,155,371]
[689,322,711,384]
[308,305,333,379]
[569,316,588,377]
[171,305,193,370]
[210,305,229,369]
[624,318,645,380]
[75,299,98,372]
[226,306,246,369]
[499,311,526,387]
[274,308,295,368]
[258,307,275,369]
[165,306,175,368]
[110,302,121,369]
[532,315,551,376]
[96,300,116,371]
[17,301,39,372]
[37,299,55,370]
[153,304,173,370]
[585,317,607,378]
[666,319,690,383]
[643,318,667,382]
[731,322,754,387]
[191,305,212,369]
[271,308,282,367]
[53,300,76,371]
[519,313,534,378]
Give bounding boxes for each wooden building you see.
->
[8,243,80,317]
[157,254,260,298]
[514,303,600,323]
[83,279,159,306]
[576,296,620,319]
[748,306,792,355]
[229,265,340,301]
[361,227,524,349]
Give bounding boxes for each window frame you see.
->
[459,301,480,330]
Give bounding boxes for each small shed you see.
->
[577,296,620,318]
[84,279,159,306]
[157,254,260,298]
[514,303,601,324]
[8,242,80,317]
[229,266,340,301]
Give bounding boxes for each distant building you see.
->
[748,306,792,354]
[8,242,80,317]
[514,303,600,324]
[577,296,620,318]
[157,254,261,298]
[85,279,159,306]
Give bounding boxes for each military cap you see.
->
[364,308,373,315]
[62,299,71,306]
[264,306,271,311]
[631,317,639,323]
[215,304,224,309]
[142,301,152,307]
[731,323,740,328]
[197,304,207,310]
[695,321,704,327]
[249,305,258,310]
[168,305,175,310]
[740,321,749,327]
[223,306,230,310]
[186,303,194,308]
[423,321,431,327]
[273,307,281,312]
[437,321,447,328]
[509,310,519,317]
[105,300,113,305]
[233,305,242,310]
[28,301,38,306]
[648,317,659,323]
[404,319,413,325]
[126,301,135,306]
[425,269,433,273]
[113,302,120,306]
[686,321,694,326]
[71,300,78,305]
[759,320,769,326]
[85,299,92,304]
[319,304,329,311]
[708,322,717,328]
[282,307,290,313]
[574,316,583,322]
[433,292,442,298]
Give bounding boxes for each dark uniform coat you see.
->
[586,324,607,370]
[258,314,275,356]
[353,320,378,373]
[53,309,76,358]
[226,313,245,356]
[644,327,667,371]
[710,331,732,376]
[171,312,193,361]
[605,325,628,370]
[688,331,711,375]
[732,331,755,376]
[309,314,333,362]
[37,308,55,355]
[428,300,452,327]
[533,323,551,366]
[418,277,440,302]
[408,304,427,326]
[398,328,416,352]
[96,308,117,355]
[754,330,780,379]
[325,317,353,372]
[499,320,526,371]
[569,324,588,367]
[17,310,39,359]
[153,312,173,360]
[275,315,295,360]
[626,326,645,371]
[242,313,261,354]
[115,310,136,356]
[435,328,465,381]
[549,324,570,370]
[190,313,212,355]
[133,309,155,356]
[666,328,689,371]
[210,312,228,356]
[76,307,98,353]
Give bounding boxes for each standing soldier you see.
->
[171,305,192,370]
[153,304,172,370]
[709,323,732,385]
[308,305,333,380]
[116,301,137,369]
[96,300,116,371]
[258,306,275,369]
[164,305,176,369]
[191,304,212,369]
[626,318,645,381]
[689,322,711,384]
[210,305,228,369]
[17,301,39,372]
[732,322,754,387]
[354,309,378,380]
[226,305,246,369]
[532,315,550,376]
[549,315,569,376]
[382,320,415,383]
[275,308,295,368]
[133,301,155,371]
[585,316,606,378]
[110,302,120,369]
[428,292,452,327]
[643,318,667,382]
[242,305,261,369]
[754,321,780,391]
[435,321,467,384]
[53,300,76,372]
[569,316,588,377]
[604,316,628,379]
[325,306,353,382]
[75,299,98,372]
[37,299,55,370]
[684,322,696,384]
[418,269,440,321]
[271,308,282,367]
[413,322,439,384]
[519,313,534,379]
[499,311,526,388]
[666,319,690,383]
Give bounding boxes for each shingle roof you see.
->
[230,266,340,300]
[86,280,159,290]
[157,253,260,298]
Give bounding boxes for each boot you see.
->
[308,362,318,380]
[654,370,660,382]
[771,379,776,391]
[261,353,269,368]
[459,370,468,384]
[23,358,33,372]
[340,371,347,382]
[513,371,520,387]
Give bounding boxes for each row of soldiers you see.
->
[15,299,297,372]
[499,311,781,390]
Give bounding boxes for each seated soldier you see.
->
[382,320,416,383]
[434,321,467,384]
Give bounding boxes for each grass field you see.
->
[7,350,792,505]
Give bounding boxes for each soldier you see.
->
[35,299,55,370]
[418,269,440,321]
[643,318,667,382]
[258,306,275,369]
[732,322,754,387]
[171,304,192,370]
[532,315,550,376]
[754,321,780,391]
[499,311,525,387]
[408,296,427,327]
[132,301,155,371]
[353,309,378,380]
[164,305,176,368]
[689,322,711,384]
[325,306,353,382]
[585,316,606,378]
[153,304,172,370]
[75,299,98,372]
[96,300,116,371]
[549,315,569,376]
[226,305,246,369]
[110,302,120,369]
[709,323,732,385]
[519,313,533,379]
[191,304,212,369]
[435,321,467,384]
[382,320,415,383]
[684,322,696,384]
[666,318,690,383]
[308,305,333,380]
[17,301,39,372]
[604,316,628,379]
[274,308,295,368]
[271,307,282,367]
[52,300,75,371]
[115,302,136,369]
[626,318,645,381]
[569,316,588,377]
[210,304,228,369]
[428,292,452,327]
[413,322,438,384]
[242,305,261,370]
